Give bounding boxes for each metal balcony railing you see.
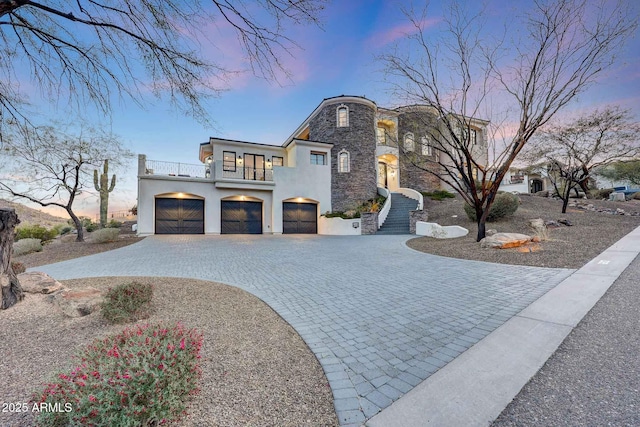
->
[144,159,209,178]
[222,167,273,181]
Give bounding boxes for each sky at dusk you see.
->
[4,0,640,218]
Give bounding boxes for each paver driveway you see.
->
[37,234,574,426]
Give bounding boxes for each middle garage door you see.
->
[221,201,263,234]
[283,202,317,234]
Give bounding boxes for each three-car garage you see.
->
[154,196,317,235]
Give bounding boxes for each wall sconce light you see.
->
[237,156,243,165]
[352,222,360,228]
[206,156,213,164]
[205,168,211,178]
[390,170,396,177]
[266,158,272,169]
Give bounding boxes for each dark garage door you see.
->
[221,201,262,234]
[155,198,204,234]
[283,202,317,234]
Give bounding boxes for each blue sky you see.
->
[8,0,640,217]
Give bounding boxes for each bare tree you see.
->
[380,0,637,241]
[0,0,327,125]
[521,107,640,213]
[0,124,133,242]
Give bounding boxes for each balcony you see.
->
[143,159,209,179]
[222,167,273,182]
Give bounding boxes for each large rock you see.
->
[52,287,103,318]
[609,192,626,202]
[528,218,548,240]
[18,272,67,294]
[480,233,532,249]
[416,222,469,239]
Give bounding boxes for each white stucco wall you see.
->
[318,216,361,235]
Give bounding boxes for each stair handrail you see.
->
[396,187,423,210]
[377,187,392,228]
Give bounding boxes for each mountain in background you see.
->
[0,199,69,228]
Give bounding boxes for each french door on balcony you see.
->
[244,154,265,181]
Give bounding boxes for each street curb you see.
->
[366,225,640,427]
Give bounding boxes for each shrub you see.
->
[590,188,614,199]
[464,192,520,222]
[32,323,203,427]
[11,261,26,274]
[15,224,58,242]
[631,191,640,200]
[101,282,154,324]
[60,226,73,235]
[91,228,120,243]
[85,222,99,232]
[322,211,361,219]
[107,219,122,228]
[421,190,456,201]
[13,238,43,256]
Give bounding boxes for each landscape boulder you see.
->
[480,233,533,249]
[528,218,548,240]
[609,192,626,202]
[18,272,67,294]
[558,218,573,226]
[486,229,497,236]
[52,287,103,318]
[416,222,469,239]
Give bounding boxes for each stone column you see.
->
[360,212,379,235]
[409,210,429,234]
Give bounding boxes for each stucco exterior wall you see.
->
[308,99,378,212]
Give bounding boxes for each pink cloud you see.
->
[367,18,441,48]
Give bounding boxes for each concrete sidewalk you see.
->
[367,225,640,427]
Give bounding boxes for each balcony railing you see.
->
[144,159,209,178]
[222,167,273,182]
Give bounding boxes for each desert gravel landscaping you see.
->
[409,194,640,268]
[0,277,338,427]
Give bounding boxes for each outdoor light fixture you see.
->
[206,156,213,164]
[352,222,360,228]
[390,170,396,177]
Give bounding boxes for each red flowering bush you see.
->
[101,281,154,324]
[33,323,203,427]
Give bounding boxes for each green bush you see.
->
[107,219,122,228]
[32,322,203,427]
[11,261,26,274]
[60,226,73,235]
[85,222,99,232]
[590,188,614,199]
[15,224,58,242]
[464,192,520,222]
[421,190,456,201]
[13,238,43,256]
[91,228,120,243]
[101,282,154,324]
[323,211,361,219]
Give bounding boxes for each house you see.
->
[136,95,489,235]
[499,167,550,194]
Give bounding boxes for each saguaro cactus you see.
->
[94,159,116,227]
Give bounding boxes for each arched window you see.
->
[421,136,432,156]
[336,105,349,127]
[338,150,350,173]
[404,132,415,152]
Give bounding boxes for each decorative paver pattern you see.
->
[36,235,574,426]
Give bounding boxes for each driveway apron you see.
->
[36,235,574,426]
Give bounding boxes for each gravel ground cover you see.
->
[0,277,338,427]
[407,194,640,268]
[492,254,640,427]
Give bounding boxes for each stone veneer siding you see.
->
[360,212,379,235]
[309,101,378,212]
[409,210,430,234]
[397,109,442,192]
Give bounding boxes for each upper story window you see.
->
[336,105,349,127]
[456,124,479,145]
[338,150,350,173]
[469,128,478,145]
[404,132,415,152]
[223,151,236,171]
[421,136,432,156]
[272,156,284,167]
[376,127,386,144]
[310,152,326,165]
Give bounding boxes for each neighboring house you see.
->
[499,167,550,194]
[137,95,489,235]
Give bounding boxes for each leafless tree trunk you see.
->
[0,208,23,309]
[380,0,637,241]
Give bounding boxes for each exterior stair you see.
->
[376,193,418,235]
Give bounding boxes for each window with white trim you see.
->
[223,151,236,171]
[421,136,432,156]
[404,132,415,152]
[336,105,349,127]
[338,150,350,173]
[272,156,284,167]
[310,152,326,165]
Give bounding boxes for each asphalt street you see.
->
[493,253,640,427]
